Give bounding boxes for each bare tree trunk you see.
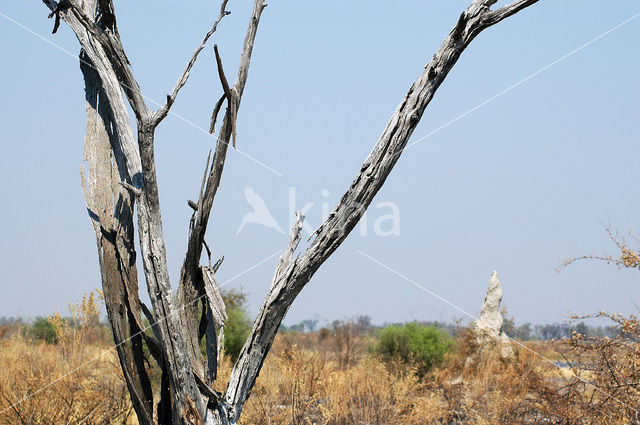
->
[45,1,205,422]
[80,52,155,425]
[39,0,540,423]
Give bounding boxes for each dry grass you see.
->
[233,328,640,424]
[236,337,446,425]
[429,329,557,424]
[2,307,639,424]
[0,292,133,425]
[213,330,556,425]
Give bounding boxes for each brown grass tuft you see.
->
[0,291,133,425]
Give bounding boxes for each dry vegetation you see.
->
[1,231,638,424]
[550,313,640,424]
[0,292,134,425]
[3,313,640,424]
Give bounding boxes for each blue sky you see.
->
[0,1,638,327]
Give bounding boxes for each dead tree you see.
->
[40,0,540,423]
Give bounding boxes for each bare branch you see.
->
[483,0,540,26]
[119,181,142,198]
[233,1,268,99]
[202,266,227,381]
[176,0,268,397]
[556,227,640,273]
[213,256,224,273]
[45,1,149,120]
[214,45,232,99]
[214,44,238,147]
[203,239,213,267]
[202,268,227,328]
[271,211,304,290]
[209,93,227,134]
[224,0,539,417]
[189,0,266,256]
[191,0,267,250]
[198,150,212,210]
[47,0,70,33]
[47,2,209,419]
[225,213,305,420]
[152,0,231,126]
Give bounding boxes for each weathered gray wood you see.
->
[202,267,227,329]
[45,0,266,420]
[271,211,304,291]
[223,1,540,421]
[137,127,206,424]
[44,1,212,422]
[201,266,227,381]
[175,0,267,405]
[45,0,143,187]
[79,51,154,425]
[213,44,237,147]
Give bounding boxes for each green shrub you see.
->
[375,322,452,377]
[222,288,251,362]
[29,317,58,344]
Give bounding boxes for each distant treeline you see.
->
[502,319,621,340]
[1,314,622,342]
[278,315,622,341]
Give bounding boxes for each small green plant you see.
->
[29,317,58,344]
[375,322,452,377]
[223,288,252,362]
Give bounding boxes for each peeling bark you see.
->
[79,52,154,425]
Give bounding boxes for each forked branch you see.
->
[153,0,231,126]
[175,0,268,416]
[224,0,540,419]
[213,44,238,147]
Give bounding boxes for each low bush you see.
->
[375,322,452,377]
[28,317,58,344]
[222,288,252,362]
